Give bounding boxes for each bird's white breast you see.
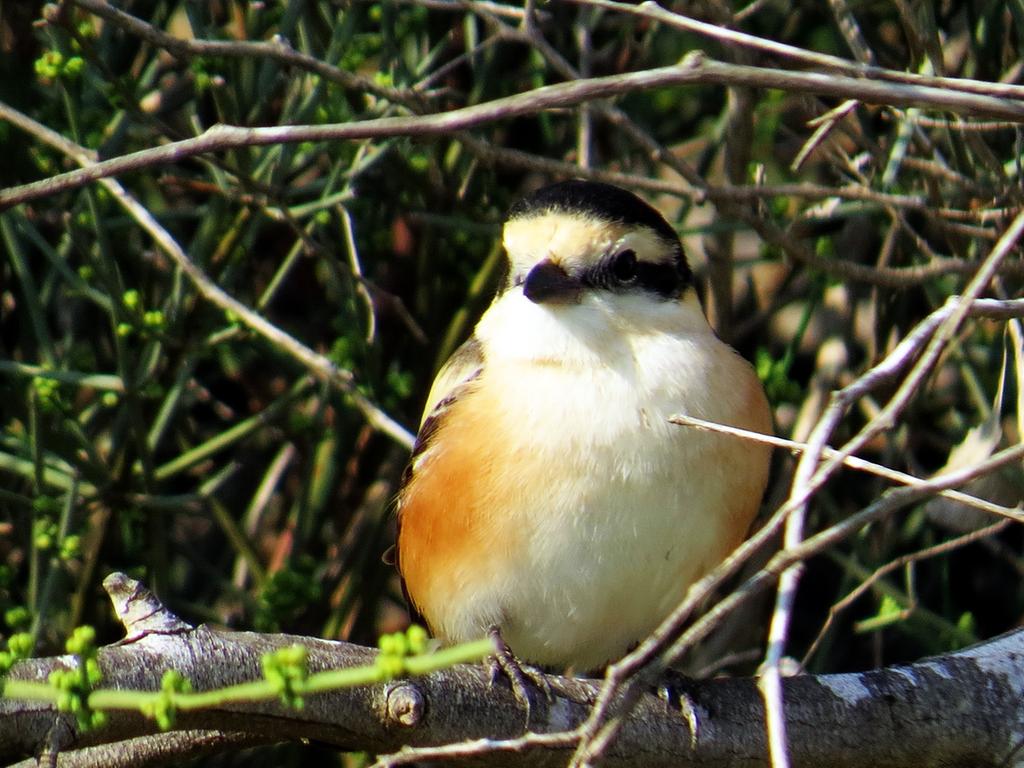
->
[434,288,768,669]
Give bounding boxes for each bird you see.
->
[393,179,772,672]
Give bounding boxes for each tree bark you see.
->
[1,573,1022,767]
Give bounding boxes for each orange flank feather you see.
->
[397,378,530,640]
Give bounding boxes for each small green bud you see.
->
[142,310,164,329]
[261,644,308,709]
[60,534,81,560]
[374,654,405,679]
[32,377,59,401]
[66,625,97,656]
[8,632,34,658]
[406,625,429,655]
[408,153,429,173]
[32,494,60,517]
[5,606,31,631]
[63,56,84,78]
[161,669,192,693]
[33,518,57,550]
[34,50,63,81]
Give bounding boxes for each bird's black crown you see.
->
[507,180,682,248]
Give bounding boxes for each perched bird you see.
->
[394,180,772,671]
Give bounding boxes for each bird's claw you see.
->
[487,626,552,720]
[656,670,700,749]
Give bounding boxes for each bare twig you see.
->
[828,0,875,65]
[571,0,1024,101]
[668,413,1024,523]
[373,0,549,22]
[6,54,1024,209]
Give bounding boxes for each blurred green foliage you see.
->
[1,0,1024,763]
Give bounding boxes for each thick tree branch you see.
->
[2,574,1023,767]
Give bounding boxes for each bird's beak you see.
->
[522,259,582,305]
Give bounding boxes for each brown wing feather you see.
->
[392,336,484,629]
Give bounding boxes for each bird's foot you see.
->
[487,625,552,720]
[656,670,700,748]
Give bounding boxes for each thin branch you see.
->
[378,0,550,22]
[668,413,1024,523]
[571,0,1024,101]
[372,732,581,768]
[6,53,1024,209]
[828,0,875,65]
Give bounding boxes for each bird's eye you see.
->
[611,249,638,283]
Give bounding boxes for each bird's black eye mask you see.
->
[500,246,689,300]
[583,246,690,299]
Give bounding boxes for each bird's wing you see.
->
[418,335,485,427]
[388,335,484,625]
